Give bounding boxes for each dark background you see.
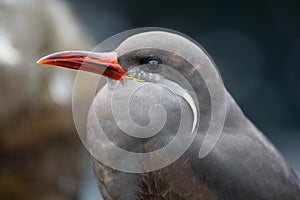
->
[68,1,300,198]
[68,0,300,172]
[1,1,299,200]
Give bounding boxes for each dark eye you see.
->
[147,59,159,65]
[145,58,161,70]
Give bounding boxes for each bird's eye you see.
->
[147,59,160,65]
[145,58,161,71]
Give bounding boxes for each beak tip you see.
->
[36,57,46,65]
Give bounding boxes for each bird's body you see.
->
[38,29,300,200]
[90,82,300,200]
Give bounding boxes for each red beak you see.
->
[37,51,126,80]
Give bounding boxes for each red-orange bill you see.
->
[37,51,126,80]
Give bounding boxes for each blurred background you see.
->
[0,0,299,199]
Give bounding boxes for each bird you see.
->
[37,29,300,200]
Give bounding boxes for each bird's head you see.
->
[37,29,226,172]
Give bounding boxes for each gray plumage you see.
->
[87,30,300,200]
